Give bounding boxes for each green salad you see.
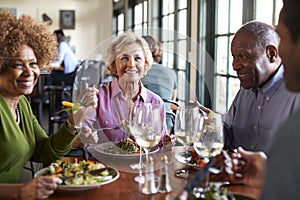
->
[106,138,143,154]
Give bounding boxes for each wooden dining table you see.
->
[48,146,261,200]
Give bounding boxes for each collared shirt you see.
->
[57,41,78,74]
[83,79,167,144]
[224,66,300,154]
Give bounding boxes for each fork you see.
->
[93,125,122,131]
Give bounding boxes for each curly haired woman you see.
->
[0,11,98,199]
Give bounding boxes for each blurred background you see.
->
[0,0,283,113]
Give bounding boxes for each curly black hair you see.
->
[0,11,57,73]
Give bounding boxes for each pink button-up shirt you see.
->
[83,79,167,144]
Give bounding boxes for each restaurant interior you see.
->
[0,0,284,199]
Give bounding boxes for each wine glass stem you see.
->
[184,145,189,176]
[203,158,211,192]
[139,148,143,167]
[138,163,143,177]
[205,171,210,190]
[144,148,150,163]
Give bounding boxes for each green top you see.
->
[0,94,77,183]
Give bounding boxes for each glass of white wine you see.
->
[174,105,204,178]
[128,102,161,184]
[193,112,224,196]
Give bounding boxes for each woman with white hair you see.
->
[73,32,170,149]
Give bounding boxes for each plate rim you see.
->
[175,150,206,168]
[34,166,120,191]
[93,141,159,158]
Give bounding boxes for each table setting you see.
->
[43,60,261,200]
[44,146,260,200]
[34,159,120,191]
[43,100,260,200]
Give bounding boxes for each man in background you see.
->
[46,29,78,86]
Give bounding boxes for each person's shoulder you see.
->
[98,79,116,90]
[158,64,177,77]
[151,64,166,71]
[145,87,164,103]
[229,87,254,107]
[167,67,177,78]
[278,80,300,99]
[20,95,30,104]
[234,87,253,98]
[19,95,32,111]
[59,41,68,47]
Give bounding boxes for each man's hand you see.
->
[189,100,212,115]
[209,150,234,182]
[230,147,267,187]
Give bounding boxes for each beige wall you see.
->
[0,0,112,60]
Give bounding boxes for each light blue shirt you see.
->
[57,41,78,74]
[141,63,177,130]
[223,65,300,154]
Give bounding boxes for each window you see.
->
[161,0,189,104]
[112,0,282,113]
[112,0,125,35]
[256,0,283,25]
[133,1,148,33]
[113,0,148,35]
[214,0,243,113]
[117,13,124,34]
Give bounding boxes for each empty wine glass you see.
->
[193,112,224,197]
[174,105,204,178]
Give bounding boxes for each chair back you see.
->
[163,99,180,135]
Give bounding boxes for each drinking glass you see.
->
[124,81,146,171]
[128,102,161,183]
[174,105,204,178]
[193,112,224,197]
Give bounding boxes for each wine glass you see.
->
[192,112,224,197]
[128,102,161,184]
[123,81,146,171]
[174,105,204,178]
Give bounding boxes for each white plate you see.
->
[93,142,159,158]
[175,151,208,168]
[34,167,119,191]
